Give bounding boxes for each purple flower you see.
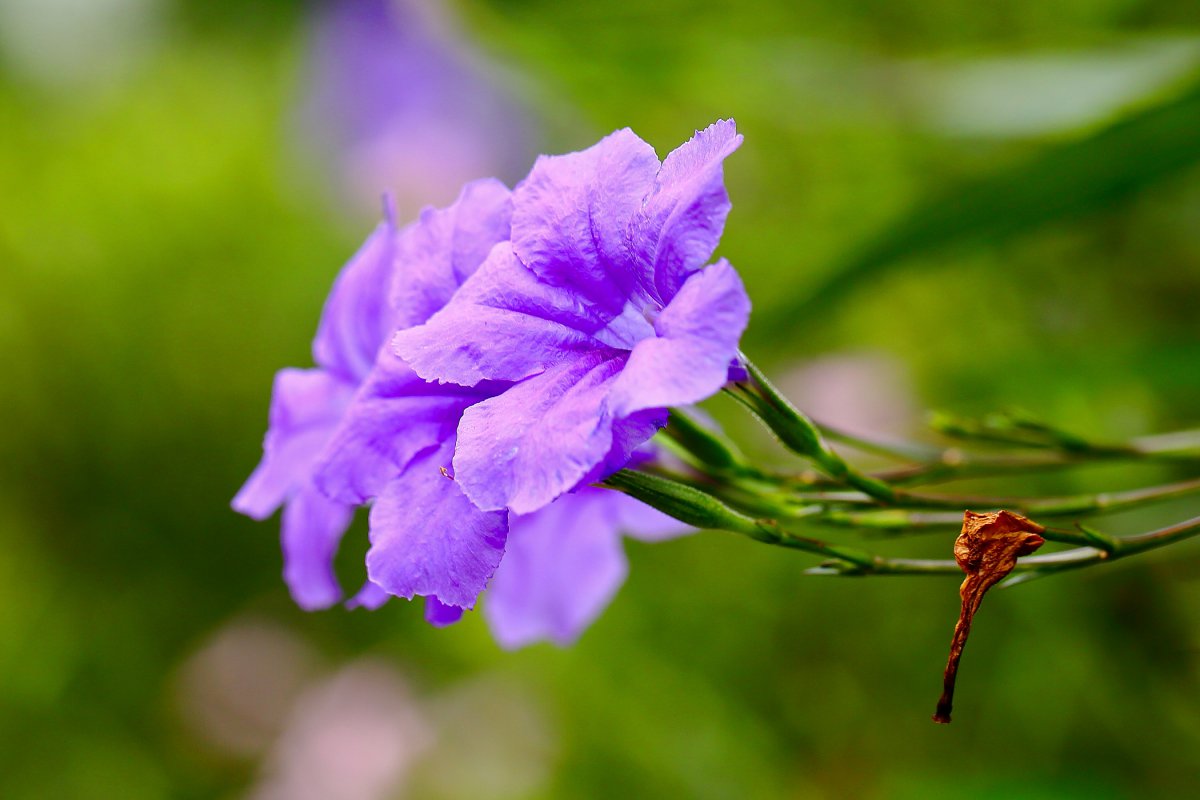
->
[310,179,513,615]
[393,120,751,515]
[233,180,512,613]
[237,171,692,642]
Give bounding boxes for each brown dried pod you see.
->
[933,510,1046,724]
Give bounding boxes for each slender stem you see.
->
[643,353,1200,586]
[659,411,754,476]
[808,510,1118,550]
[761,419,1200,491]
[1074,523,1121,554]
[928,410,1135,455]
[608,466,1200,582]
[749,520,885,570]
[805,516,1200,577]
[754,441,1200,492]
[725,370,898,503]
[816,424,937,463]
[603,468,883,567]
[674,470,1200,534]
[1018,477,1200,515]
[928,410,1200,460]
[780,476,1200,518]
[814,508,964,530]
[866,453,1138,488]
[1039,527,1108,549]
[1131,428,1200,456]
[721,366,1200,520]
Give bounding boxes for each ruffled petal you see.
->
[484,489,628,649]
[346,580,390,610]
[424,596,465,627]
[607,260,750,417]
[312,350,486,505]
[365,440,507,609]
[453,349,628,514]
[631,119,743,303]
[233,368,356,520]
[511,128,659,313]
[393,243,609,386]
[311,199,400,382]
[579,408,669,486]
[280,485,356,611]
[390,177,513,329]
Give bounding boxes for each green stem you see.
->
[815,424,937,463]
[805,516,1200,577]
[657,411,754,476]
[1018,477,1200,515]
[782,476,1200,518]
[603,468,882,566]
[928,411,1200,461]
[760,434,1200,491]
[1131,428,1200,457]
[738,518,885,570]
[814,508,963,530]
[727,357,898,503]
[928,410,1135,454]
[868,453,1130,488]
[705,340,1200,499]
[764,414,1200,490]
[808,512,1146,555]
[606,468,1200,582]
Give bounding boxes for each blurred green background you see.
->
[2,0,1199,797]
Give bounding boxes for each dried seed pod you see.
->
[933,510,1046,724]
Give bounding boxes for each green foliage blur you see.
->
[2,0,1199,797]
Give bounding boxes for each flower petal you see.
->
[393,243,609,386]
[453,350,628,514]
[632,119,743,302]
[311,199,399,382]
[579,408,669,486]
[484,489,628,649]
[233,368,356,520]
[424,596,465,627]
[313,351,487,505]
[511,128,659,313]
[280,485,356,611]
[347,580,390,610]
[365,440,507,609]
[390,177,513,329]
[607,260,750,417]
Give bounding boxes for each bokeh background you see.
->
[2,0,1200,797]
